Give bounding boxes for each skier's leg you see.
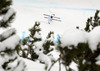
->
[48,17,51,24]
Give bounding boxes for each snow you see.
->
[21,45,28,50]
[37,53,52,70]
[0,15,3,21]
[0,34,20,51]
[96,55,100,60]
[82,59,86,64]
[88,26,100,51]
[34,41,51,68]
[21,57,45,71]
[5,5,99,71]
[69,61,78,71]
[0,67,4,71]
[34,41,58,70]
[11,6,95,38]
[0,28,16,39]
[24,50,28,54]
[29,37,34,41]
[47,48,59,60]
[7,59,18,70]
[3,8,15,22]
[19,57,67,71]
[0,51,18,71]
[19,51,23,56]
[0,54,7,66]
[60,28,87,47]
[96,61,100,65]
[60,26,100,52]
[0,1,99,71]
[27,54,31,58]
[96,55,100,65]
[34,41,44,50]
[34,31,41,38]
[11,59,26,71]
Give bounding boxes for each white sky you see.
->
[13,0,100,11]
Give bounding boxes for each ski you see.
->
[43,14,60,19]
[52,19,61,22]
[44,17,61,22]
[43,14,50,16]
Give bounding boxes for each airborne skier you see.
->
[43,13,61,24]
[48,14,55,24]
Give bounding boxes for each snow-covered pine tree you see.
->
[84,10,100,32]
[0,0,26,71]
[56,10,100,71]
[43,31,55,54]
[18,22,56,70]
[0,0,15,28]
[18,21,41,61]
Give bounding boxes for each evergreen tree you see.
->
[18,22,56,61]
[56,10,100,71]
[43,31,55,54]
[84,10,100,32]
[18,22,56,70]
[0,0,15,28]
[18,21,41,61]
[0,0,26,71]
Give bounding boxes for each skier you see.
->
[48,14,55,24]
[43,13,61,24]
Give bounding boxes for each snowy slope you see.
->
[20,57,45,71]
[10,5,97,71]
[11,5,95,39]
[21,57,67,71]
